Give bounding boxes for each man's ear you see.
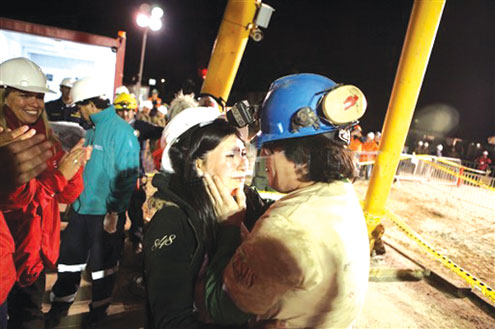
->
[294,162,309,181]
[195,158,205,176]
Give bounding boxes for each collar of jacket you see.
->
[152,172,188,205]
[90,105,116,125]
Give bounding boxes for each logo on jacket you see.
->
[152,234,177,250]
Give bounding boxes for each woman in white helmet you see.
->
[143,107,273,328]
[0,57,91,328]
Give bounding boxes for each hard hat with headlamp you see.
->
[114,93,138,110]
[0,57,55,94]
[256,73,366,148]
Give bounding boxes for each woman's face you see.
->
[6,89,45,124]
[197,135,248,193]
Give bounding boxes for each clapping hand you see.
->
[58,138,92,180]
[0,126,53,188]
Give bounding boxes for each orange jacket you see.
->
[349,137,363,152]
[360,141,379,162]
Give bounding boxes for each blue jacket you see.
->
[73,106,140,215]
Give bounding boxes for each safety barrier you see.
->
[357,153,495,211]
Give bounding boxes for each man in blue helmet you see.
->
[202,73,370,329]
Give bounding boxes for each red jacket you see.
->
[0,211,15,303]
[0,142,84,287]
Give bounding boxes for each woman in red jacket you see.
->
[0,57,91,329]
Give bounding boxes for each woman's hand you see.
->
[203,173,246,226]
[0,126,53,189]
[58,138,91,180]
[0,125,37,147]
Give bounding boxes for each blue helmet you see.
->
[257,73,366,147]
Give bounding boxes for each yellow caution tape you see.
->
[418,155,486,174]
[384,208,495,305]
[420,158,495,192]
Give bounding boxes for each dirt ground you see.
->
[352,178,495,328]
[352,179,494,290]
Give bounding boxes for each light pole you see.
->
[135,4,163,103]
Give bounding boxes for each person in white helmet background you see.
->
[360,131,379,179]
[45,77,91,129]
[475,150,492,172]
[435,144,443,157]
[201,73,370,329]
[46,76,140,328]
[0,57,92,329]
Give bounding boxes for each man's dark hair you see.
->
[77,97,111,109]
[263,133,355,183]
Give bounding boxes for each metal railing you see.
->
[356,152,495,211]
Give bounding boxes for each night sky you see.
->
[3,0,495,142]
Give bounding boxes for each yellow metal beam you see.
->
[363,0,446,249]
[200,0,259,108]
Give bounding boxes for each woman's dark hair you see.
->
[168,118,240,253]
[263,133,356,183]
[78,96,111,109]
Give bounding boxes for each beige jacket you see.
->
[223,181,370,328]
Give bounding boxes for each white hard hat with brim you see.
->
[0,57,55,94]
[161,106,222,173]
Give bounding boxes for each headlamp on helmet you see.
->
[114,93,137,111]
[227,74,367,148]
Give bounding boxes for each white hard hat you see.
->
[436,144,443,151]
[0,57,55,94]
[367,132,375,140]
[115,85,129,95]
[70,76,107,105]
[157,105,168,115]
[424,142,429,147]
[60,77,77,88]
[140,100,153,110]
[161,107,221,173]
[483,150,489,155]
[418,141,424,146]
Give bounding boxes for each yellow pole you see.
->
[363,0,446,250]
[200,0,259,108]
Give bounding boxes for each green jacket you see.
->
[73,106,139,215]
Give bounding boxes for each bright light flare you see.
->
[136,13,150,27]
[151,7,164,19]
[149,18,163,31]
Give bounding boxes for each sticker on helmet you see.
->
[322,85,367,125]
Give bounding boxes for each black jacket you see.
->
[143,173,272,329]
[45,97,92,129]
